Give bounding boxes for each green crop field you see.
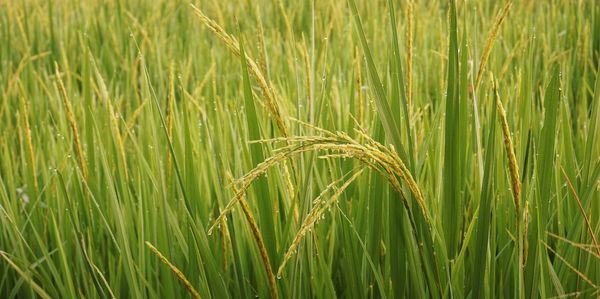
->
[1,0,599,298]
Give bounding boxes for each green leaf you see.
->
[347,0,408,162]
[471,80,498,299]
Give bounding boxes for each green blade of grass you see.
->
[442,0,463,260]
[238,28,279,299]
[471,78,498,299]
[347,0,408,163]
[388,0,415,172]
[525,65,562,298]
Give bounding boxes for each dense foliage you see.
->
[1,0,599,298]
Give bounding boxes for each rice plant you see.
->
[1,0,599,298]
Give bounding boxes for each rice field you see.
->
[1,0,599,298]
